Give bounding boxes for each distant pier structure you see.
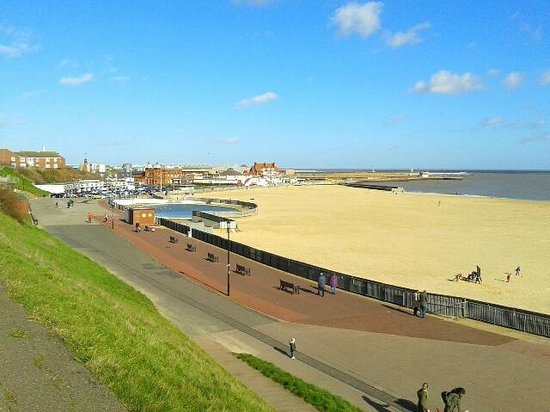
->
[341,182,402,192]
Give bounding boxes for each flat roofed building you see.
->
[0,148,66,169]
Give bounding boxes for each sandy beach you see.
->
[205,184,550,314]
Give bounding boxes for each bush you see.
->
[0,187,30,223]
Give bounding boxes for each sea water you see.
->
[395,171,550,201]
[338,170,550,201]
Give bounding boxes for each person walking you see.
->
[329,273,338,294]
[417,382,430,412]
[443,387,468,412]
[289,338,296,359]
[419,290,428,318]
[317,272,327,297]
[515,266,521,276]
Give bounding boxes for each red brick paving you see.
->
[98,209,519,347]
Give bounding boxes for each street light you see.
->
[226,225,231,296]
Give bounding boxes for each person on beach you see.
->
[86,212,93,223]
[329,273,338,294]
[506,272,511,283]
[289,337,296,359]
[135,221,141,232]
[443,387,468,412]
[413,290,420,317]
[317,272,327,297]
[417,382,430,412]
[419,290,428,318]
[515,266,521,276]
[103,213,108,222]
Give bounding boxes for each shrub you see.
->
[0,187,30,223]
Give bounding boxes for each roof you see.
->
[17,151,62,157]
[247,162,282,175]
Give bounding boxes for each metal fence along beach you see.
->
[164,220,550,338]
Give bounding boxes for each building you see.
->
[143,167,188,187]
[0,148,66,169]
[246,162,283,178]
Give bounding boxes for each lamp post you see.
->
[226,224,231,296]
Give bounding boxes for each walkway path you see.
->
[30,198,550,411]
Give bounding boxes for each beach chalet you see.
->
[0,148,66,169]
[126,207,156,226]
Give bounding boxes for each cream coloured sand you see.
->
[206,185,550,314]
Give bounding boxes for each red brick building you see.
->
[0,148,66,169]
[246,162,283,177]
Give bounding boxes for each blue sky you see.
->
[1,1,549,169]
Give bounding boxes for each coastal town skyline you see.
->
[1,1,549,169]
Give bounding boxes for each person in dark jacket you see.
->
[289,338,296,359]
[416,382,430,412]
[444,387,468,412]
[317,272,327,297]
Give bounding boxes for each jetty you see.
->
[340,182,399,191]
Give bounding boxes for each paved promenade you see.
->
[31,198,550,411]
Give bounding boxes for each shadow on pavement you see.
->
[382,304,415,317]
[273,346,291,358]
[362,396,400,411]
[395,398,417,411]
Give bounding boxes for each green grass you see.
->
[34,354,45,369]
[9,327,26,339]
[236,353,362,412]
[0,211,274,412]
[0,167,48,197]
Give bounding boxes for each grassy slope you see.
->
[0,212,273,412]
[0,167,48,197]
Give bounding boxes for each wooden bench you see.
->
[186,243,196,252]
[236,264,251,276]
[169,236,179,244]
[207,253,219,263]
[280,279,300,294]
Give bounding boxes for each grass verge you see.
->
[0,210,274,411]
[236,353,361,412]
[0,167,48,197]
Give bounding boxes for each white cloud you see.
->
[20,90,41,100]
[413,70,484,95]
[540,70,550,86]
[237,91,278,108]
[332,2,383,38]
[0,43,32,58]
[0,25,38,58]
[487,68,500,77]
[503,72,523,89]
[481,117,505,128]
[386,22,431,48]
[59,73,94,87]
